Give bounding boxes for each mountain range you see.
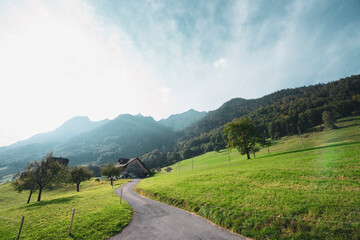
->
[0,110,207,183]
[0,74,359,183]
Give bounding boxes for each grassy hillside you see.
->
[135,116,360,239]
[0,179,132,240]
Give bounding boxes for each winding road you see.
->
[109,179,248,240]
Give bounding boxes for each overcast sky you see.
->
[0,0,359,147]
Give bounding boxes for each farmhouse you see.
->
[117,157,150,178]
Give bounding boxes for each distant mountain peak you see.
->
[7,116,109,149]
[158,109,207,131]
[61,116,90,125]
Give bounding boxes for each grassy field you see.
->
[0,179,132,240]
[136,116,360,239]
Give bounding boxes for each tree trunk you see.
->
[37,187,43,202]
[76,183,80,192]
[27,190,33,204]
[110,178,113,187]
[246,151,251,159]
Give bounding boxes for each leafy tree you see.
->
[69,166,93,192]
[223,118,261,159]
[214,145,221,152]
[31,152,68,202]
[86,164,101,177]
[165,167,172,173]
[322,111,336,129]
[101,162,121,186]
[180,148,192,160]
[12,168,38,204]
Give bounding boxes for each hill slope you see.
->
[144,75,360,167]
[180,75,360,140]
[136,116,360,240]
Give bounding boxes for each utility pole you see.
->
[298,125,305,149]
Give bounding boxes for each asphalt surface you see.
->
[109,179,248,240]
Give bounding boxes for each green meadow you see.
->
[136,116,360,239]
[0,179,132,240]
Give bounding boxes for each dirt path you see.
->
[109,179,248,240]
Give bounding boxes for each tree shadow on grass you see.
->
[337,123,359,129]
[336,116,359,123]
[21,196,77,208]
[258,141,360,160]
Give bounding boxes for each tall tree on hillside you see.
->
[322,111,337,129]
[69,166,93,192]
[12,167,38,204]
[31,152,67,201]
[101,163,121,186]
[223,118,261,159]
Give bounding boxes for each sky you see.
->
[0,0,359,147]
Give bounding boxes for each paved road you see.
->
[109,179,248,240]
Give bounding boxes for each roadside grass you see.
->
[136,117,360,239]
[0,179,132,240]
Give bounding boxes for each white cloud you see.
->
[213,58,227,68]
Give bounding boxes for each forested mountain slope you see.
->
[141,75,360,168]
[56,114,175,165]
[180,75,360,140]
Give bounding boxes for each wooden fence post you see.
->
[17,216,24,240]
[120,189,123,204]
[68,208,75,235]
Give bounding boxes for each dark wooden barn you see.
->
[117,157,150,178]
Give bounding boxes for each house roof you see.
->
[118,157,150,173]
